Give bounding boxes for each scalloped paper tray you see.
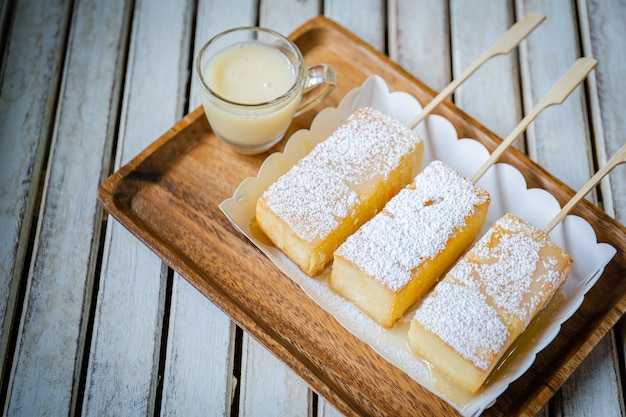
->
[220,74,615,416]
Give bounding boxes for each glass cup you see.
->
[196,27,336,154]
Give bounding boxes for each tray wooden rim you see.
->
[98,15,626,417]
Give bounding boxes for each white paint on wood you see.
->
[260,0,320,36]
[517,0,593,192]
[239,333,311,417]
[82,0,194,415]
[318,400,345,417]
[325,0,385,52]
[390,0,450,92]
[578,2,626,416]
[451,0,522,140]
[83,225,167,417]
[0,0,71,380]
[559,334,623,416]
[3,0,129,415]
[580,0,626,221]
[580,4,626,413]
[161,278,236,416]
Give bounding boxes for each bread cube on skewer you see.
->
[330,160,490,328]
[406,142,626,395]
[256,107,424,276]
[408,213,574,394]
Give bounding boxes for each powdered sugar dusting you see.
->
[262,107,421,242]
[413,213,572,371]
[261,158,359,241]
[465,214,569,323]
[336,160,489,291]
[416,281,509,371]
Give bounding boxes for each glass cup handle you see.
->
[294,64,337,117]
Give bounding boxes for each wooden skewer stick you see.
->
[470,57,598,183]
[546,143,626,232]
[407,11,546,129]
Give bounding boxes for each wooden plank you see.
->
[318,401,345,417]
[516,0,623,416]
[160,278,236,416]
[260,0,319,36]
[0,0,71,384]
[216,2,322,415]
[0,0,12,55]
[557,333,623,416]
[450,0,522,140]
[81,0,193,415]
[83,227,167,417]
[325,0,385,52]
[583,8,626,415]
[158,1,257,415]
[2,0,129,414]
[580,0,626,221]
[390,0,450,92]
[239,334,312,416]
[578,0,626,415]
[517,0,593,191]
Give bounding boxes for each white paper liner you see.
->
[219,75,616,416]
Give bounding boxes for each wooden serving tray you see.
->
[98,16,626,416]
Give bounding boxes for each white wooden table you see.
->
[1,0,625,416]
